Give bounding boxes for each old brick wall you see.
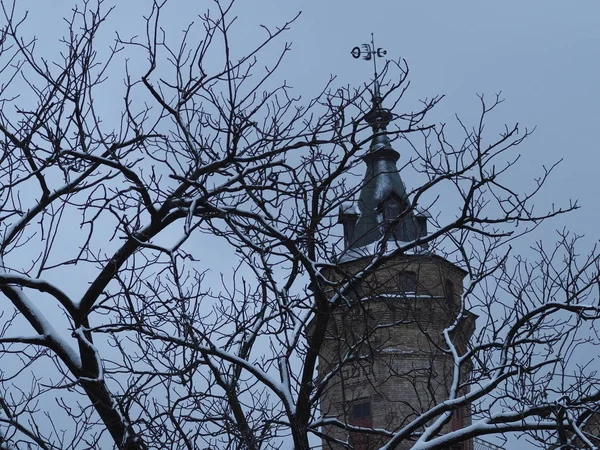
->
[317,254,474,450]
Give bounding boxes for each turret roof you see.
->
[340,86,427,250]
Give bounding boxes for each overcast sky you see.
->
[21,0,600,237]
[11,1,600,448]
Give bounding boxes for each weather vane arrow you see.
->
[351,33,387,79]
[350,43,387,61]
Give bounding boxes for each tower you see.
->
[317,86,476,450]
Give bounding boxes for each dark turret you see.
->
[339,88,429,251]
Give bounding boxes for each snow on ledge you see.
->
[338,239,430,264]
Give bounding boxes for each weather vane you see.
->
[351,34,391,129]
[351,33,387,80]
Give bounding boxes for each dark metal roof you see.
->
[339,93,426,250]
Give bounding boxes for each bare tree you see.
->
[0,1,598,449]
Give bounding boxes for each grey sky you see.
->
[22,0,599,234]
[9,1,600,448]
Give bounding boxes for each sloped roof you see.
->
[340,95,424,249]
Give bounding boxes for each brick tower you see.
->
[317,90,475,450]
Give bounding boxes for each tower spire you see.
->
[341,38,428,254]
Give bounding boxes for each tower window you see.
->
[383,198,402,221]
[381,196,411,242]
[448,408,466,449]
[445,280,454,304]
[352,401,371,421]
[350,400,373,450]
[451,407,462,431]
[398,271,417,293]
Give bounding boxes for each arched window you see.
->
[398,271,417,294]
[383,197,402,221]
[381,196,410,241]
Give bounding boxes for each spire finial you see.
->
[371,33,387,100]
[351,36,392,131]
